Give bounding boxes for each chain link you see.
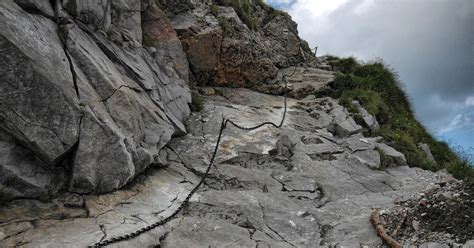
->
[89,67,297,247]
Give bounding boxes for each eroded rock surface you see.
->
[0,88,457,247]
[158,0,316,86]
[0,0,191,198]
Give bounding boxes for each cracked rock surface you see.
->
[0,88,454,247]
[0,0,191,198]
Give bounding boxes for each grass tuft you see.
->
[190,92,204,112]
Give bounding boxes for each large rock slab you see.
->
[0,1,81,164]
[376,142,408,167]
[0,0,80,199]
[329,105,363,137]
[0,1,191,197]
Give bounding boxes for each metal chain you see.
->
[89,67,297,247]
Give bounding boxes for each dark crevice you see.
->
[63,49,81,99]
[98,223,108,242]
[100,85,142,102]
[14,1,55,20]
[65,114,83,192]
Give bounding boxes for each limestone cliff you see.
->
[0,0,191,199]
[0,0,315,200]
[156,0,316,86]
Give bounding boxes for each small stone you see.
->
[412,220,420,231]
[0,229,5,240]
[288,220,296,227]
[297,211,307,217]
[441,192,453,199]
[419,198,428,206]
[198,87,216,96]
[58,192,84,208]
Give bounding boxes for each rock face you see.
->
[352,100,380,132]
[157,0,316,86]
[0,88,460,247]
[0,0,191,199]
[419,142,437,164]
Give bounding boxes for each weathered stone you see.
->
[0,87,452,247]
[376,142,408,167]
[329,105,363,137]
[110,0,142,45]
[352,149,381,169]
[159,1,315,87]
[160,217,256,247]
[351,100,380,131]
[142,4,190,82]
[62,0,111,31]
[0,130,65,200]
[418,143,437,164]
[0,0,192,197]
[270,134,293,158]
[0,1,81,164]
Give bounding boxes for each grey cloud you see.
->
[283,0,474,133]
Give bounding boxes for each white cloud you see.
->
[288,0,349,17]
[465,96,474,106]
[353,0,375,15]
[440,111,474,134]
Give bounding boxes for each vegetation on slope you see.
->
[212,0,286,30]
[321,57,473,183]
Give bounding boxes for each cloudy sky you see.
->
[266,0,474,156]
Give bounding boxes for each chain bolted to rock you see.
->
[89,67,297,247]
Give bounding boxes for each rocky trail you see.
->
[1,68,467,247]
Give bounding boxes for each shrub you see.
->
[328,57,359,74]
[300,40,312,53]
[190,92,204,112]
[218,17,234,35]
[210,4,220,16]
[262,7,285,24]
[216,0,259,30]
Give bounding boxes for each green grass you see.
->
[215,0,259,30]
[328,57,359,74]
[324,56,473,183]
[218,17,234,35]
[210,4,220,16]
